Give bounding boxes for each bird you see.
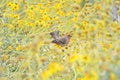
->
[50,31,72,47]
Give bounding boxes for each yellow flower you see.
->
[74,0,82,4]
[75,66,84,72]
[110,73,116,80]
[0,42,2,46]
[38,9,44,14]
[68,54,79,63]
[42,62,63,79]
[103,0,112,4]
[72,17,78,22]
[23,77,32,80]
[81,21,88,27]
[8,3,20,11]
[42,15,50,21]
[83,70,98,80]
[77,78,84,80]
[37,3,43,7]
[21,61,30,69]
[0,67,4,73]
[48,62,63,73]
[7,2,13,7]
[97,20,106,30]
[57,10,65,16]
[13,14,20,19]
[27,22,35,27]
[94,2,101,10]
[54,16,60,21]
[102,42,113,51]
[74,24,80,29]
[26,10,35,20]
[54,3,62,9]
[54,44,62,49]
[16,45,22,51]
[13,3,20,11]
[90,70,98,80]
[80,54,91,64]
[2,54,8,61]
[8,46,12,49]
[111,22,119,28]
[66,11,72,16]
[42,70,52,79]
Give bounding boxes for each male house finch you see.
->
[50,31,72,46]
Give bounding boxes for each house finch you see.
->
[51,34,72,46]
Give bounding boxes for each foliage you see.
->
[0,0,120,80]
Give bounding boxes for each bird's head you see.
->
[67,34,72,38]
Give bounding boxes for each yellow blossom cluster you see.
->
[0,0,120,80]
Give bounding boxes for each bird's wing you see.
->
[52,35,71,46]
[50,31,60,39]
[58,36,67,44]
[52,38,66,46]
